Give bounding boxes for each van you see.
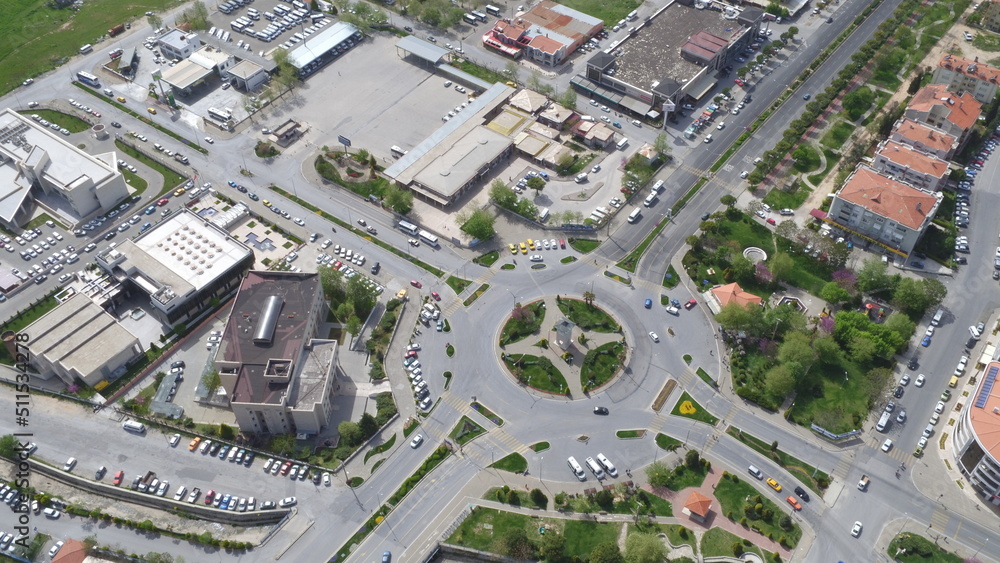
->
[567,457,586,481]
[627,9,638,20]
[575,173,588,183]
[79,44,93,54]
[643,193,657,207]
[227,447,239,462]
[591,209,606,220]
[949,376,959,388]
[596,453,618,477]
[122,420,146,434]
[747,465,763,479]
[103,88,113,96]
[628,208,641,223]
[538,207,550,222]
[932,308,944,326]
[651,179,664,193]
[585,457,606,480]
[876,411,891,432]
[616,137,629,150]
[580,115,596,122]
[423,303,437,315]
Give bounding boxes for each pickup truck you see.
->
[187,487,201,503]
[137,471,156,493]
[857,474,870,491]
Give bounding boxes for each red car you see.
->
[113,470,124,485]
[766,218,776,225]
[431,291,440,301]
[204,490,215,505]
[559,239,565,249]
[684,299,698,309]
[410,280,422,288]
[280,461,293,475]
[332,261,342,269]
[156,198,169,206]
[405,350,418,359]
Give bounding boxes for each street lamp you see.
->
[974,537,989,559]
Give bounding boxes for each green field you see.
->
[18,109,89,133]
[0,0,184,94]
[558,0,640,25]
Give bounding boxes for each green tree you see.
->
[820,281,851,305]
[653,134,671,158]
[779,331,817,372]
[729,255,755,284]
[539,530,566,561]
[358,412,378,437]
[920,278,947,309]
[218,423,235,440]
[847,333,878,364]
[338,421,362,446]
[459,208,497,240]
[346,316,362,336]
[774,219,799,241]
[594,489,615,511]
[558,88,577,109]
[716,301,764,333]
[813,335,842,365]
[720,194,737,207]
[624,532,667,563]
[527,175,546,195]
[421,7,442,26]
[891,277,930,315]
[856,258,893,293]
[346,274,378,315]
[590,541,625,563]
[882,313,916,341]
[842,86,874,120]
[764,364,797,397]
[0,435,17,459]
[492,528,535,559]
[147,14,163,29]
[504,61,520,83]
[769,252,794,282]
[684,449,701,470]
[645,461,671,487]
[555,152,576,175]
[530,488,547,508]
[384,184,414,215]
[489,180,518,208]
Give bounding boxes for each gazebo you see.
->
[682,490,713,523]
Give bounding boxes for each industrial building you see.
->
[95,208,254,326]
[214,271,338,436]
[287,21,363,78]
[0,108,128,229]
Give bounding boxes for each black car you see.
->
[370,262,381,275]
[955,256,968,265]
[893,386,904,398]
[908,357,919,370]
[594,406,609,415]
[793,486,809,501]
[110,121,122,128]
[403,26,412,32]
[171,361,186,369]
[243,452,255,467]
[104,231,116,240]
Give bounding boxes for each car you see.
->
[113,470,125,485]
[205,137,214,144]
[431,291,441,301]
[323,472,332,486]
[894,386,904,398]
[169,433,181,447]
[684,299,698,309]
[410,280,422,288]
[530,254,543,262]
[48,540,64,558]
[293,217,305,226]
[156,481,169,496]
[793,486,809,501]
[63,457,76,471]
[189,437,201,451]
[803,93,811,100]
[766,218,776,226]
[935,401,946,413]
[383,551,392,563]
[404,26,413,31]
[43,507,60,519]
[508,243,517,254]
[850,521,863,537]
[436,320,444,331]
[110,121,122,128]
[942,389,952,401]
[648,331,659,342]
[644,298,652,309]
[411,434,424,448]
[766,478,782,491]
[786,496,802,510]
[147,107,157,115]
[594,406,610,415]
[896,410,906,423]
[908,357,919,370]
[977,321,986,334]
[157,198,169,206]
[740,170,749,179]
[881,439,893,452]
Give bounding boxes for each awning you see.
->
[684,74,719,101]
[809,209,828,220]
[619,95,652,115]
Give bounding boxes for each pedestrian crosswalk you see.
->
[928,506,950,532]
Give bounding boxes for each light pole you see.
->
[343,466,364,510]
[973,537,989,559]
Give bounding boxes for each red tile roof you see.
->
[893,119,957,153]
[909,84,981,131]
[684,490,713,517]
[937,54,1000,86]
[838,167,939,230]
[875,141,949,179]
[711,282,763,308]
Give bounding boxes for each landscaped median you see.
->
[725,426,831,495]
[671,392,719,425]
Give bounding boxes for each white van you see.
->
[591,209,607,220]
[747,465,763,479]
[643,193,657,207]
[932,308,944,326]
[651,180,664,193]
[79,44,93,54]
[585,457,606,480]
[596,453,618,477]
[628,208,641,223]
[538,207,550,222]
[580,115,596,122]
[567,457,586,481]
[122,420,146,434]
[616,137,629,150]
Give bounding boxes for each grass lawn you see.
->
[471,401,504,426]
[115,140,185,193]
[569,238,600,253]
[563,519,622,559]
[474,250,500,267]
[463,283,491,306]
[696,367,717,387]
[580,340,625,388]
[662,524,696,550]
[559,0,639,25]
[701,527,745,558]
[791,143,821,173]
[656,433,681,451]
[888,533,964,563]
[787,357,880,434]
[820,120,856,149]
[557,298,618,332]
[121,169,149,193]
[450,416,485,446]
[762,184,813,211]
[503,354,568,395]
[530,441,550,452]
[726,427,830,494]
[0,290,59,365]
[19,109,90,133]
[560,256,577,264]
[453,60,506,84]
[446,507,534,551]
[807,149,841,186]
[714,473,802,547]
[363,433,396,464]
[671,392,719,425]
[489,453,527,473]
[0,0,184,93]
[446,275,472,295]
[499,300,546,345]
[663,264,681,289]
[616,429,645,438]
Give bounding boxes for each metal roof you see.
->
[287,21,360,69]
[395,35,450,63]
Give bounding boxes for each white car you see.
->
[899,374,910,386]
[278,496,297,507]
[915,374,926,387]
[881,439,892,452]
[935,401,945,413]
[917,436,928,448]
[648,331,659,342]
[169,433,181,447]
[205,137,214,144]
[48,540,64,557]
[410,434,424,448]
[851,521,863,537]
[43,508,60,519]
[323,472,331,486]
[529,255,543,262]
[293,217,305,226]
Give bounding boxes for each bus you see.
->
[397,220,419,236]
[485,4,501,16]
[463,13,478,25]
[208,107,233,122]
[418,229,439,247]
[471,10,487,21]
[76,71,100,87]
[390,145,407,158]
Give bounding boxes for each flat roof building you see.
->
[161,45,236,95]
[953,361,1000,505]
[95,208,254,325]
[22,293,142,388]
[226,60,269,92]
[287,22,362,78]
[827,166,942,255]
[0,108,127,229]
[214,271,337,436]
[157,29,201,61]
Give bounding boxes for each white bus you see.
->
[485,4,501,15]
[567,457,586,481]
[418,229,439,247]
[463,13,478,24]
[471,10,487,21]
[76,71,100,87]
[398,220,419,236]
[208,107,233,122]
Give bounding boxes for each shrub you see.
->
[530,488,547,507]
[507,489,520,505]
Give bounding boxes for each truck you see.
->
[108,23,126,37]
[857,474,870,491]
[137,471,156,493]
[174,153,189,164]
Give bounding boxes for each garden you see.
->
[580,340,626,389]
[502,354,569,395]
[887,532,963,563]
[714,472,802,548]
[670,392,719,426]
[499,301,546,346]
[556,296,618,332]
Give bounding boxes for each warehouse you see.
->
[287,21,363,78]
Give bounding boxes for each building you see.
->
[21,293,142,388]
[161,45,236,95]
[482,0,602,66]
[157,29,201,61]
[682,491,713,523]
[95,208,254,326]
[931,54,1000,104]
[226,59,269,92]
[953,361,1000,505]
[572,5,762,119]
[0,108,128,229]
[904,85,981,145]
[872,141,950,192]
[827,166,942,255]
[214,271,338,435]
[889,119,959,161]
[980,0,1000,34]
[709,282,763,313]
[384,83,515,207]
[287,21,362,78]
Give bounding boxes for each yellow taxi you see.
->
[527,239,535,250]
[766,478,782,492]
[147,107,157,115]
[116,96,126,103]
[519,242,527,254]
[173,187,186,197]
[262,200,272,207]
[508,243,517,254]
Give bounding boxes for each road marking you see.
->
[831,451,853,481]
[929,507,949,531]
